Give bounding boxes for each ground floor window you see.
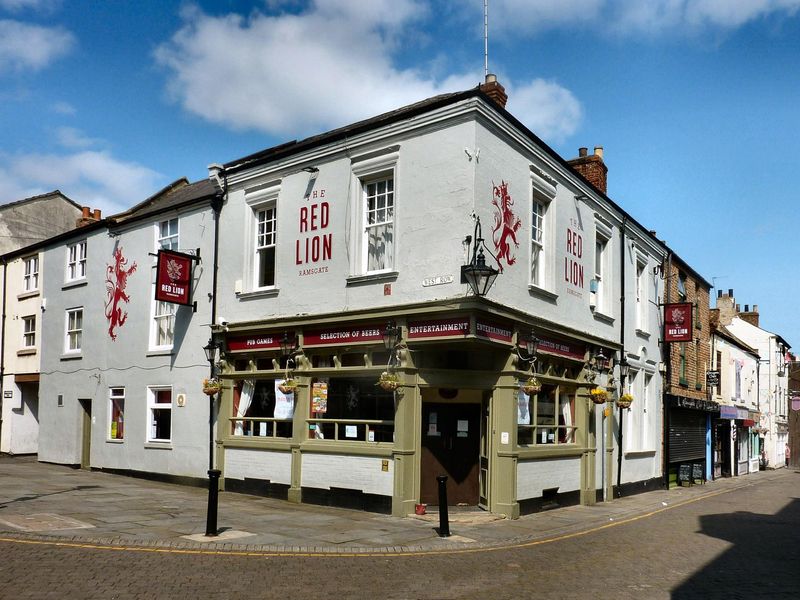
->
[231,379,293,438]
[147,386,172,442]
[517,383,576,446]
[109,387,124,440]
[309,377,394,442]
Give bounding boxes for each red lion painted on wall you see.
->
[105,246,137,341]
[491,180,521,273]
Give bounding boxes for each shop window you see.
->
[109,387,125,440]
[232,380,293,438]
[517,383,575,446]
[309,377,394,442]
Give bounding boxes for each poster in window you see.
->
[312,381,328,413]
[273,381,295,419]
[664,302,693,342]
[517,390,531,425]
[155,249,194,306]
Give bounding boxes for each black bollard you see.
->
[436,474,450,537]
[205,469,221,536]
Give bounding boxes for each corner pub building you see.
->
[209,78,666,518]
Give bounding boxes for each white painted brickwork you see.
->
[224,448,292,485]
[301,453,393,496]
[516,457,581,500]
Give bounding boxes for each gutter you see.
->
[616,217,627,496]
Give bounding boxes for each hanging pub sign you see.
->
[664,302,693,343]
[155,249,195,306]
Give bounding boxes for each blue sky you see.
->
[2,0,800,345]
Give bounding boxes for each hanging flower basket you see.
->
[616,393,634,409]
[521,376,542,395]
[590,387,609,404]
[202,378,221,396]
[277,378,298,394]
[377,371,400,391]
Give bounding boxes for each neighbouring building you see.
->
[36,179,221,476]
[661,253,715,487]
[0,191,85,455]
[715,292,791,469]
[710,298,761,478]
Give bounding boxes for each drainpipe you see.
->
[662,252,673,488]
[0,258,6,450]
[616,218,627,496]
[210,176,225,327]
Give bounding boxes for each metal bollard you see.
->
[436,475,450,537]
[205,469,221,536]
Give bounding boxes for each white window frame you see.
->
[529,168,557,292]
[244,184,280,293]
[593,224,611,315]
[23,255,39,292]
[157,218,179,251]
[150,298,176,350]
[350,147,399,278]
[109,387,125,440]
[66,240,87,282]
[635,256,649,332]
[64,307,83,354]
[361,175,395,273]
[147,386,172,443]
[22,315,36,348]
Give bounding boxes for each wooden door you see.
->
[79,398,91,469]
[420,402,480,506]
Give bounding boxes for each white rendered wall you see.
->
[517,456,581,500]
[301,453,393,496]
[224,448,292,484]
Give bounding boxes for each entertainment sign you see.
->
[407,317,470,339]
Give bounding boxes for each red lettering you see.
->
[322,233,332,260]
[299,206,308,232]
[320,202,329,228]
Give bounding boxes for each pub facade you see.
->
[210,83,667,517]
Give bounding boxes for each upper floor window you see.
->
[66,240,87,281]
[677,271,687,300]
[23,256,39,291]
[635,258,649,331]
[151,300,176,349]
[22,315,36,348]
[530,194,547,287]
[255,204,277,288]
[158,218,179,251]
[593,227,610,314]
[65,307,83,353]
[363,176,394,273]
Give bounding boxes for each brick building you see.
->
[661,253,716,486]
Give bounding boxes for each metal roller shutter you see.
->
[668,408,706,463]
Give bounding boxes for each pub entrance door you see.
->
[420,398,481,506]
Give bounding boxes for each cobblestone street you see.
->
[1,464,798,599]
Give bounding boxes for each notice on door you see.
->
[457,419,469,438]
[427,411,440,436]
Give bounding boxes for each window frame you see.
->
[593,223,612,314]
[109,387,125,440]
[361,173,395,274]
[157,218,179,251]
[244,184,280,293]
[150,298,176,350]
[66,240,87,282]
[64,307,83,354]
[350,147,399,278]
[517,383,576,447]
[23,255,39,292]
[635,256,649,332]
[22,315,36,348]
[146,386,172,443]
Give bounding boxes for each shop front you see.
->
[666,396,719,487]
[215,306,612,518]
[714,405,759,477]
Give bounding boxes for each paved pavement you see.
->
[0,455,792,555]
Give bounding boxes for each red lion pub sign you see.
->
[664,302,693,343]
[155,249,195,306]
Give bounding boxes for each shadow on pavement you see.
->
[672,494,800,598]
[0,485,102,510]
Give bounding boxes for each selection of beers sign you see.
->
[155,249,194,306]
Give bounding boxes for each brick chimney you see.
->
[76,206,102,228]
[479,74,508,109]
[568,146,608,195]
[739,304,759,328]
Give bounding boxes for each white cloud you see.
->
[0,0,60,12]
[55,126,102,149]
[154,2,581,142]
[0,151,163,214]
[507,79,583,142]
[51,100,76,115]
[0,19,74,72]
[485,0,800,36]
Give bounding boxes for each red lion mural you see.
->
[491,180,521,273]
[105,246,137,341]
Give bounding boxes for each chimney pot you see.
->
[93,209,101,220]
[594,146,604,159]
[744,305,749,312]
[718,290,722,298]
[485,73,497,84]
[479,74,508,109]
[728,289,734,297]
[82,206,90,218]
[578,147,588,157]
[753,304,758,312]
[736,304,740,312]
